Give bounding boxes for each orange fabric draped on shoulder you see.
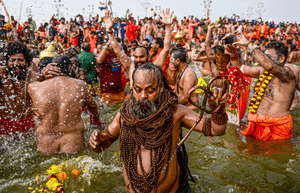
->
[241,113,293,141]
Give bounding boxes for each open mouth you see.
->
[14,69,22,73]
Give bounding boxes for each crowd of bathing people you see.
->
[1,4,300,192]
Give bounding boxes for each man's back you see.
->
[28,76,92,154]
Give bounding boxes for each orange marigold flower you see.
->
[71,169,80,176]
[57,172,68,181]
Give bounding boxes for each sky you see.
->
[1,0,300,25]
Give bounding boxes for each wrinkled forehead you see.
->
[134,69,159,87]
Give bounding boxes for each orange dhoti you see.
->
[198,34,206,41]
[241,113,293,141]
[39,31,47,44]
[69,36,79,47]
[100,92,126,106]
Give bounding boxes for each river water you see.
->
[1,65,300,193]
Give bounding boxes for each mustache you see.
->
[8,66,27,80]
[133,99,158,119]
[9,65,26,71]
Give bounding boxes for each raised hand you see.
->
[233,30,249,47]
[208,79,228,105]
[208,22,215,30]
[159,8,174,25]
[104,11,113,30]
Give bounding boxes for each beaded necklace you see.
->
[249,71,274,114]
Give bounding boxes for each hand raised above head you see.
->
[104,11,113,30]
[159,8,174,25]
[233,30,249,47]
[208,22,215,30]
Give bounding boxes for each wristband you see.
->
[106,29,114,34]
[249,45,258,54]
[241,65,245,73]
[120,53,125,59]
[245,41,251,48]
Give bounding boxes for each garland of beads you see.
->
[249,71,274,114]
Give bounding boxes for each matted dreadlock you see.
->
[119,62,178,193]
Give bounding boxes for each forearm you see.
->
[85,92,99,116]
[193,56,208,62]
[108,33,123,57]
[202,105,228,136]
[163,24,172,50]
[91,126,118,153]
[96,48,108,64]
[205,28,212,58]
[166,68,177,85]
[248,43,277,71]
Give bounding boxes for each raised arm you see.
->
[153,8,174,69]
[205,23,215,63]
[95,44,108,65]
[104,12,131,72]
[234,30,295,83]
[287,52,296,63]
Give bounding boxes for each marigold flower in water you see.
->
[46,178,62,191]
[71,169,80,175]
[48,164,62,175]
[56,185,65,193]
[57,172,68,181]
[47,174,57,182]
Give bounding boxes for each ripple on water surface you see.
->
[1,76,300,192]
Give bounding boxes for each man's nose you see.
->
[140,91,148,99]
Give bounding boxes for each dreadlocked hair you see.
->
[4,42,32,67]
[120,62,178,193]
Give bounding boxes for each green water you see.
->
[1,67,300,193]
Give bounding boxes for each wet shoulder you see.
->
[184,67,198,82]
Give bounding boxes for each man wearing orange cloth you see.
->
[68,20,80,47]
[234,31,296,141]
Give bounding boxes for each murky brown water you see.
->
[1,65,300,193]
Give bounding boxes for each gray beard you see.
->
[133,99,159,119]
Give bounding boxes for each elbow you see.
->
[264,65,274,72]
[211,124,227,136]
